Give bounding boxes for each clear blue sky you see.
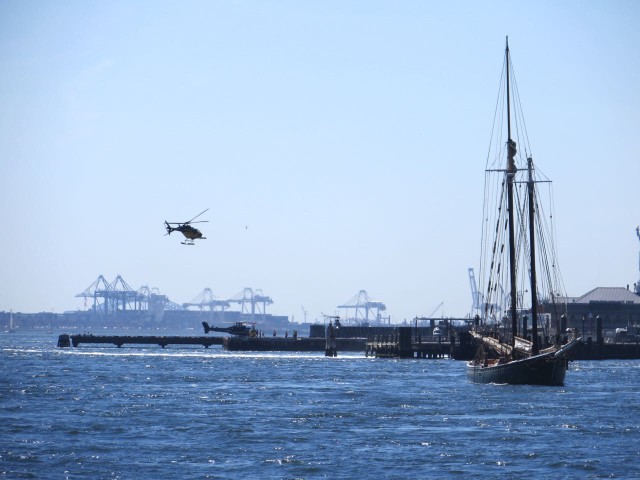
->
[1,1,638,323]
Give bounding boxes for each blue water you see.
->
[2,332,639,479]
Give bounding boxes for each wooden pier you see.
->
[56,333,364,353]
[572,337,640,360]
[366,331,450,358]
[57,328,476,359]
[56,331,640,360]
[223,336,365,352]
[57,334,224,349]
[365,328,478,359]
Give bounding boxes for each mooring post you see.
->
[325,320,337,357]
[398,327,412,358]
[560,314,567,337]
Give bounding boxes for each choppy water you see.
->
[2,332,639,479]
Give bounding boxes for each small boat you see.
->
[467,38,580,386]
[6,310,16,333]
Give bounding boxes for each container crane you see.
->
[636,226,640,295]
[337,290,387,325]
[468,268,481,316]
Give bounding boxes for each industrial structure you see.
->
[183,288,230,312]
[228,288,273,321]
[337,290,389,325]
[54,275,286,331]
[468,267,507,322]
[75,276,275,319]
[183,287,274,324]
[468,268,481,318]
[76,275,183,314]
[636,226,640,295]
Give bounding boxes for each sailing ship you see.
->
[467,38,581,386]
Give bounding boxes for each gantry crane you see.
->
[183,288,230,311]
[636,226,640,294]
[468,268,481,316]
[227,288,273,322]
[337,290,387,325]
[76,275,182,313]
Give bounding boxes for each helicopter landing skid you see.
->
[181,241,195,246]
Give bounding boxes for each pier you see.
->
[56,331,640,360]
[57,334,224,349]
[56,333,364,352]
[56,328,476,358]
[572,337,640,360]
[366,336,454,359]
[223,336,365,352]
[365,327,463,359]
[364,328,478,359]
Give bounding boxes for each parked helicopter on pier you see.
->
[202,321,257,337]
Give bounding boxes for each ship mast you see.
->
[505,37,519,347]
[527,156,540,354]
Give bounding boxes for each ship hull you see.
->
[467,351,568,386]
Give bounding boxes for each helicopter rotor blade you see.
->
[185,208,209,224]
[166,220,207,225]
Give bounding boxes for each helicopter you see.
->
[164,208,209,245]
[202,321,257,337]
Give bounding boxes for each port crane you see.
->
[468,268,481,317]
[636,226,640,295]
[337,290,387,325]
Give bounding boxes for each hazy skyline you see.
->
[1,1,639,323]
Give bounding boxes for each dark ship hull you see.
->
[467,352,566,386]
[467,338,580,386]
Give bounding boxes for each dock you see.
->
[223,336,365,352]
[57,334,224,348]
[56,333,364,352]
[573,337,640,360]
[366,337,453,359]
[56,328,475,358]
[365,328,477,359]
[56,331,640,360]
[366,328,452,359]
